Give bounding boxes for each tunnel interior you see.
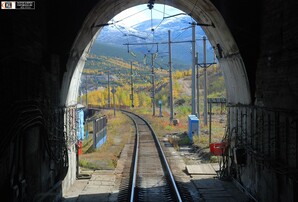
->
[1,0,298,201]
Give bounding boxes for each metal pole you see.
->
[196,52,200,119]
[196,52,200,136]
[108,71,110,108]
[85,74,88,108]
[151,53,155,116]
[131,61,134,108]
[168,30,174,123]
[113,88,116,117]
[209,102,212,144]
[203,36,208,126]
[214,51,216,64]
[191,22,197,115]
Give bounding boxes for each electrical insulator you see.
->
[147,0,155,10]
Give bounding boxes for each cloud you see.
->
[112,5,150,27]
[111,4,184,27]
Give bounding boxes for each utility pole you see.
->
[196,52,200,119]
[191,22,197,115]
[168,30,174,123]
[107,71,110,108]
[130,61,134,108]
[203,36,208,126]
[151,53,156,116]
[111,87,116,117]
[85,74,88,108]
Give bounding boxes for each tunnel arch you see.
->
[62,0,251,107]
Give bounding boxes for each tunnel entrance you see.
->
[75,0,228,181]
[62,0,250,108]
[62,0,251,200]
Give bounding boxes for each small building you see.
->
[76,104,85,140]
[188,115,199,143]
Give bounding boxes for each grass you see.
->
[79,104,227,170]
[82,135,95,153]
[79,110,133,170]
[133,105,227,163]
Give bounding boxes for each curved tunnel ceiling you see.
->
[63,0,251,106]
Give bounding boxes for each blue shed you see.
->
[76,104,85,140]
[188,115,199,143]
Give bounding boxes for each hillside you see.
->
[176,65,226,99]
[88,42,191,70]
[81,14,224,108]
[80,54,226,110]
[80,54,169,95]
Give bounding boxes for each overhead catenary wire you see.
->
[95,4,201,60]
[90,3,217,103]
[112,8,148,25]
[112,4,194,53]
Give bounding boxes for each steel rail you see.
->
[122,110,182,202]
[124,112,140,202]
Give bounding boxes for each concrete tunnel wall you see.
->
[2,0,297,201]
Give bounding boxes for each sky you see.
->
[111,4,185,27]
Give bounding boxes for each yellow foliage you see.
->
[134,93,139,107]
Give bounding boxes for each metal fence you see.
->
[226,104,298,181]
[93,115,108,148]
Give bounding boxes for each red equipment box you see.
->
[210,142,227,156]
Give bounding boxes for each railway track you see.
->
[117,110,191,202]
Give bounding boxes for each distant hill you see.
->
[88,42,190,70]
[87,15,216,71]
[82,15,219,95]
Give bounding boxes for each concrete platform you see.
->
[191,175,251,202]
[186,164,217,175]
[62,169,119,202]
